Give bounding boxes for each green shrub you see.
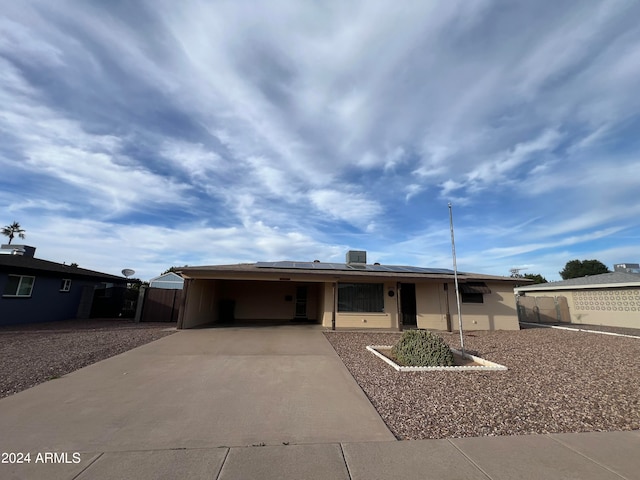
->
[391,330,454,366]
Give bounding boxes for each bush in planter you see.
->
[391,330,454,366]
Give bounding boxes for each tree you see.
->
[522,273,548,284]
[126,277,148,291]
[2,221,26,245]
[560,259,610,280]
[162,265,188,275]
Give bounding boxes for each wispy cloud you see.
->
[1,1,638,280]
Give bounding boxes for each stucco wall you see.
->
[520,287,640,329]
[180,277,520,331]
[181,279,218,328]
[321,283,334,327]
[416,282,519,331]
[415,283,450,330]
[219,280,319,321]
[321,281,399,329]
[456,284,520,330]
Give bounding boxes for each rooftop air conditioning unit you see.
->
[346,250,367,265]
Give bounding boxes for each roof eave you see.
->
[178,265,520,283]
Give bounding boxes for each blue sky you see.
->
[2,1,639,281]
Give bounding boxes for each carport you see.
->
[176,262,331,329]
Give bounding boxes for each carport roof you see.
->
[178,261,522,283]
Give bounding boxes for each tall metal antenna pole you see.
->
[448,203,465,353]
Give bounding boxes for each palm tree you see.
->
[2,221,26,245]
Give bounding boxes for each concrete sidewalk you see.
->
[1,326,638,479]
[4,430,639,479]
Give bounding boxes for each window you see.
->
[60,279,72,292]
[460,282,490,304]
[338,283,384,312]
[461,292,484,304]
[3,275,35,297]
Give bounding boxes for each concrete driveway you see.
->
[0,326,393,455]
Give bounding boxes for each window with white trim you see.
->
[3,275,35,297]
[338,283,384,312]
[60,278,72,292]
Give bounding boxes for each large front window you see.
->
[3,275,35,297]
[338,283,384,312]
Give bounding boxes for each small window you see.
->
[460,282,489,304]
[3,275,35,297]
[461,292,484,304]
[60,279,72,292]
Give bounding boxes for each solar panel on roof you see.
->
[255,261,455,275]
[377,265,395,272]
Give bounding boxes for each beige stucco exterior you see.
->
[320,280,400,329]
[181,279,219,329]
[178,265,521,331]
[415,281,520,331]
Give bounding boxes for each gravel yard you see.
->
[0,319,176,399]
[325,328,640,440]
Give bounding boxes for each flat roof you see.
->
[179,261,522,283]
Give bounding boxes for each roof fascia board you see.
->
[179,268,519,284]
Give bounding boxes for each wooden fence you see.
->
[141,287,183,323]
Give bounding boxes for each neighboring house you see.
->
[176,250,524,331]
[514,272,640,329]
[0,245,127,326]
[614,263,640,274]
[149,272,184,289]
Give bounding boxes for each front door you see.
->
[294,286,308,320]
[401,283,417,327]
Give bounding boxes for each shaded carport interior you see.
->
[178,277,326,328]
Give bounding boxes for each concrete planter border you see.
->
[366,345,508,372]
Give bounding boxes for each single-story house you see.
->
[149,272,184,290]
[514,272,640,329]
[0,245,127,326]
[177,251,524,331]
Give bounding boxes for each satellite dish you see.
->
[121,268,135,278]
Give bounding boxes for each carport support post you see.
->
[397,282,403,331]
[176,278,192,329]
[444,283,452,332]
[332,282,337,330]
